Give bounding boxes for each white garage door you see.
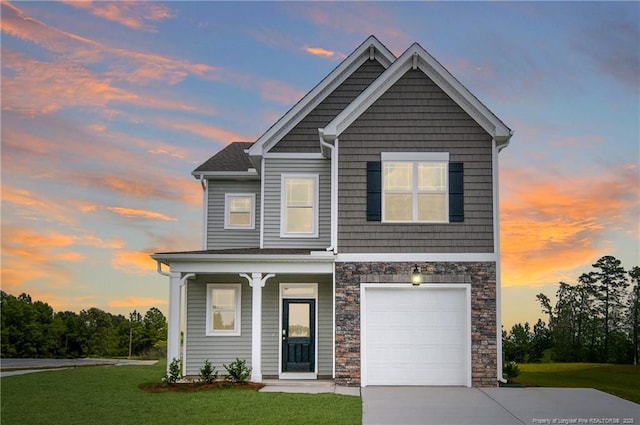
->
[362,285,470,386]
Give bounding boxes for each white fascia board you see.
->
[248,36,396,157]
[263,152,326,159]
[322,43,512,144]
[192,171,259,180]
[158,258,335,274]
[335,253,496,263]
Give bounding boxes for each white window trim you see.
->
[206,284,242,336]
[224,193,255,230]
[280,174,319,238]
[381,152,449,224]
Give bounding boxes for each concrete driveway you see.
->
[362,387,639,425]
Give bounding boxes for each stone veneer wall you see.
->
[334,261,497,387]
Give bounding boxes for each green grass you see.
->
[0,360,361,425]
[512,363,640,404]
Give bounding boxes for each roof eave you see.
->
[248,35,396,158]
[191,170,259,180]
[322,43,512,146]
[152,251,335,265]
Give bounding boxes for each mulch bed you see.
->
[139,381,265,393]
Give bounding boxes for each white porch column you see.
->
[167,272,195,372]
[167,272,182,368]
[240,272,275,382]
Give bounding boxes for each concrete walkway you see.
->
[259,379,360,396]
[362,386,639,425]
[0,358,157,377]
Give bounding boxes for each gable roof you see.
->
[192,142,255,178]
[321,42,513,149]
[247,35,396,158]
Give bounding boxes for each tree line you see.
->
[503,255,640,364]
[1,291,168,359]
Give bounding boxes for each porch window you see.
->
[280,174,318,237]
[206,284,241,336]
[224,194,255,229]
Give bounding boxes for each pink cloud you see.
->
[258,80,305,106]
[156,118,251,145]
[290,2,411,53]
[105,207,177,222]
[62,1,173,32]
[500,162,639,287]
[108,297,167,309]
[112,250,156,275]
[1,226,123,292]
[303,46,346,60]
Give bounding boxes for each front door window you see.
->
[282,299,315,372]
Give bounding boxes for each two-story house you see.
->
[153,36,512,387]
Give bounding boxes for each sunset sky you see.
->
[2,1,638,330]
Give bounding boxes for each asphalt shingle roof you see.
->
[193,142,254,173]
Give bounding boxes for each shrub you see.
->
[161,358,182,384]
[223,358,251,384]
[198,359,218,384]
[503,361,520,380]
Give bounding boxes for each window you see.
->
[280,174,318,237]
[224,194,255,229]
[382,152,448,223]
[206,284,241,336]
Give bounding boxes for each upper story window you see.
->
[224,193,255,229]
[382,152,449,223]
[206,284,241,336]
[280,174,319,238]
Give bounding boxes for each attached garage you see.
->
[361,284,471,387]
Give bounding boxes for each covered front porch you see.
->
[152,249,335,382]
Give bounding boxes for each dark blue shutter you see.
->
[449,162,464,222]
[367,161,382,221]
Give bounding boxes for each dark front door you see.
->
[282,299,315,373]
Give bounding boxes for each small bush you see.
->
[503,361,520,380]
[223,358,251,384]
[161,358,182,384]
[198,359,218,384]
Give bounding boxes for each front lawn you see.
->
[512,363,640,404]
[0,360,361,425]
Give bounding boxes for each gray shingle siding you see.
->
[206,180,260,250]
[337,69,495,253]
[262,158,331,249]
[270,60,386,153]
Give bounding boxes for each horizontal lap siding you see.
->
[207,180,260,250]
[270,60,386,153]
[185,276,252,376]
[261,281,279,376]
[338,69,494,253]
[263,158,331,249]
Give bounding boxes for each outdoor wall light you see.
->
[411,264,422,286]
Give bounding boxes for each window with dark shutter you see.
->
[366,161,381,221]
[448,162,464,222]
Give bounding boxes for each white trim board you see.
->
[335,253,496,263]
